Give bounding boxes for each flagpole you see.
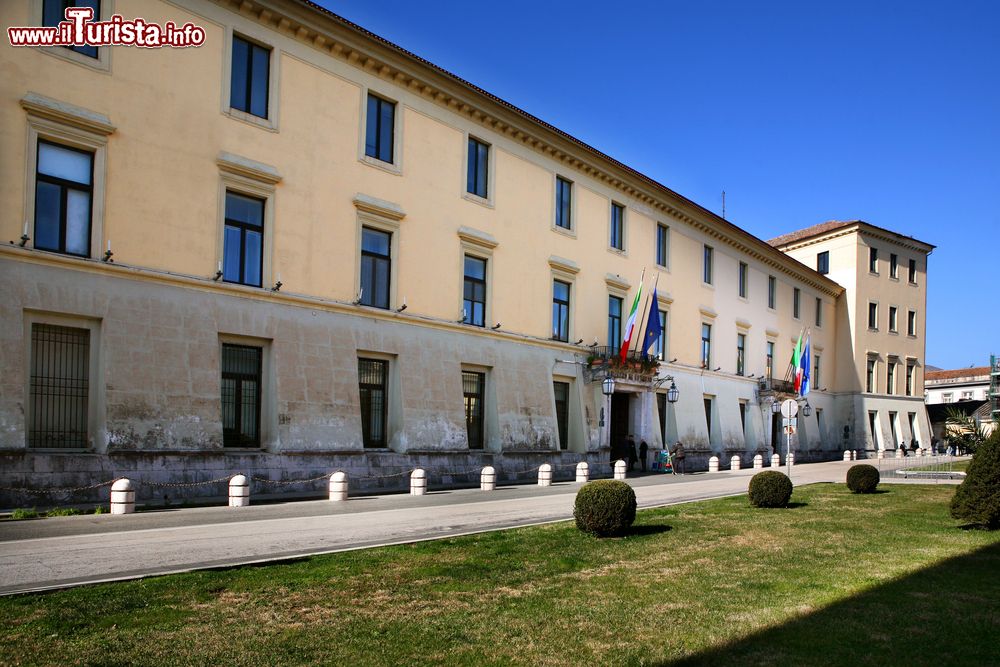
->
[619,267,645,361]
[631,270,659,358]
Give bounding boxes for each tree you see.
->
[950,430,1000,529]
[944,406,989,455]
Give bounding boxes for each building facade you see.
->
[0,0,933,504]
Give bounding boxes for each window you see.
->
[654,310,667,360]
[29,323,90,448]
[360,227,391,309]
[942,392,953,403]
[552,280,570,342]
[608,296,623,349]
[656,224,669,267]
[869,246,878,274]
[816,251,829,275]
[890,253,899,279]
[868,302,878,330]
[886,361,896,395]
[553,381,569,450]
[888,306,898,333]
[467,137,489,199]
[868,410,879,447]
[221,344,262,448]
[358,358,388,448]
[609,202,624,250]
[43,0,99,58]
[230,35,270,119]
[463,255,487,327]
[766,341,775,378]
[793,288,801,319]
[815,297,823,327]
[738,262,748,298]
[739,401,748,435]
[908,258,917,283]
[736,333,746,376]
[222,191,265,287]
[365,94,395,163]
[907,310,917,336]
[703,245,714,285]
[704,397,713,439]
[463,371,485,449]
[908,412,917,443]
[866,358,877,393]
[906,362,915,396]
[34,141,94,257]
[701,323,712,368]
[961,390,973,401]
[813,354,821,389]
[889,411,899,446]
[767,275,776,309]
[555,176,572,230]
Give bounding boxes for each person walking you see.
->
[671,441,686,475]
[639,440,648,472]
[627,435,638,471]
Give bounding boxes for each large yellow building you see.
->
[0,0,933,502]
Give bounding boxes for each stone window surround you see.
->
[221,26,281,132]
[216,152,281,291]
[457,226,497,328]
[217,333,276,452]
[30,0,114,72]
[353,193,405,310]
[357,87,404,174]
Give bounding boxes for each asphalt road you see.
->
[0,460,944,595]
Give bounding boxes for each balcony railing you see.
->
[586,346,661,382]
[758,376,796,395]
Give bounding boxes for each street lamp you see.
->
[801,402,812,417]
[770,399,782,414]
[602,374,616,397]
[666,380,680,404]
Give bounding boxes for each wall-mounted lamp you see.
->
[749,374,756,378]
[592,337,599,347]
[574,338,584,345]
[271,280,282,292]
[491,322,501,330]
[457,308,467,323]
[212,261,223,281]
[352,288,364,305]
[713,366,721,372]
[396,297,407,312]
[15,222,30,247]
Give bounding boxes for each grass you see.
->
[6,506,106,521]
[1,484,998,666]
[904,459,970,473]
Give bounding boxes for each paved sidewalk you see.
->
[0,460,929,595]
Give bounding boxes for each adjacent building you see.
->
[0,0,935,504]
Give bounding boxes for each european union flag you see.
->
[642,288,662,356]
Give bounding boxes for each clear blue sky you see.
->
[318,0,998,370]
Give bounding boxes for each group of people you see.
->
[611,436,687,474]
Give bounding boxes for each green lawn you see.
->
[2,484,998,666]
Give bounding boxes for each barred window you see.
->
[221,344,262,448]
[358,358,388,448]
[463,371,485,449]
[29,324,90,449]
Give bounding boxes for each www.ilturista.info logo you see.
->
[8,7,206,49]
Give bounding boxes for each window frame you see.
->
[462,369,486,449]
[553,380,570,451]
[222,28,279,130]
[609,201,625,252]
[222,190,266,288]
[888,305,898,334]
[866,357,878,393]
[655,223,670,268]
[553,175,574,233]
[360,226,392,310]
[886,359,896,395]
[703,245,714,286]
[793,287,801,320]
[701,322,712,369]
[217,153,279,291]
[34,0,113,71]
[462,254,488,327]
[766,340,775,379]
[816,250,830,275]
[868,301,879,331]
[33,139,95,258]
[357,357,389,449]
[815,297,823,328]
[464,135,492,204]
[220,343,263,448]
[364,92,396,165]
[738,261,748,299]
[908,258,917,284]
[905,362,915,396]
[889,253,899,280]
[607,295,623,350]
[357,88,403,173]
[552,279,571,342]
[767,275,776,310]
[653,308,668,360]
[736,332,746,376]
[907,310,917,337]
[869,246,879,274]
[229,33,271,120]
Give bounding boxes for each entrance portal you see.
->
[610,392,631,462]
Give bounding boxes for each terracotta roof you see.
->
[768,219,935,250]
[925,367,991,382]
[767,221,860,248]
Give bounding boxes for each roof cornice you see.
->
[212,0,844,297]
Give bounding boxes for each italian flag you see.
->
[791,330,804,393]
[619,276,643,363]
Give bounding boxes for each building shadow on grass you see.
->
[662,541,1000,666]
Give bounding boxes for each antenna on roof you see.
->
[721,190,726,220]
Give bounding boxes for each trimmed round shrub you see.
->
[951,431,1000,529]
[574,479,637,537]
[748,470,793,508]
[846,464,880,493]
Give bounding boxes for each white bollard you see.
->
[771,454,780,468]
[787,451,796,466]
[575,462,589,483]
[410,468,427,496]
[843,450,852,461]
[852,450,858,461]
[877,449,885,459]
[753,454,763,469]
[613,459,627,480]
[481,466,496,491]
[328,471,348,501]
[110,478,134,515]
[730,455,741,471]
[896,448,905,459]
[229,474,249,507]
[538,463,553,487]
[708,455,720,473]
